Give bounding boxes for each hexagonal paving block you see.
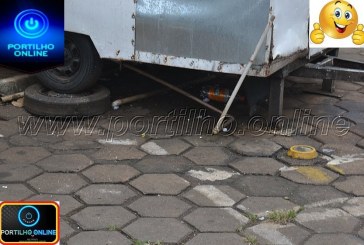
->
[0,140,9,153]
[123,218,192,243]
[290,185,349,206]
[28,173,87,194]
[229,157,285,175]
[71,206,136,230]
[128,196,191,217]
[351,123,364,138]
[134,155,194,173]
[0,164,42,182]
[246,223,310,245]
[29,194,82,216]
[184,135,236,147]
[313,129,361,146]
[82,164,140,183]
[296,208,360,233]
[336,100,364,112]
[272,135,322,150]
[92,146,146,161]
[49,140,101,151]
[280,166,339,185]
[229,138,282,157]
[232,176,298,197]
[76,184,136,205]
[0,147,50,164]
[342,198,364,217]
[0,120,19,137]
[305,234,364,245]
[36,154,93,173]
[183,147,231,166]
[320,144,364,157]
[67,231,131,245]
[9,135,40,146]
[183,185,245,207]
[237,197,300,217]
[344,111,364,124]
[61,219,75,239]
[183,208,248,232]
[333,176,364,196]
[327,157,364,175]
[185,233,247,245]
[0,184,34,200]
[130,174,190,195]
[141,139,191,155]
[186,167,239,182]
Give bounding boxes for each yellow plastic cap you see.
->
[287,145,318,160]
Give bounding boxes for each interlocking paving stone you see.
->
[0,184,34,200]
[28,173,87,194]
[321,144,364,157]
[134,155,194,173]
[333,176,364,196]
[313,129,361,145]
[272,135,322,150]
[185,233,247,245]
[308,104,346,117]
[60,219,75,239]
[296,208,360,233]
[9,135,41,146]
[186,167,239,182]
[232,176,297,197]
[71,206,136,230]
[327,155,364,175]
[183,147,232,166]
[0,120,20,137]
[276,150,325,166]
[342,198,364,217]
[298,94,339,105]
[141,139,191,155]
[229,138,282,157]
[336,81,363,91]
[123,218,192,243]
[82,164,140,183]
[96,133,146,146]
[29,194,82,216]
[75,184,136,205]
[128,196,191,217]
[359,228,364,239]
[237,197,299,217]
[336,100,364,112]
[290,185,349,206]
[36,154,93,173]
[280,166,339,185]
[184,135,236,147]
[305,234,364,245]
[0,164,42,181]
[0,147,50,164]
[344,112,364,124]
[0,105,28,120]
[358,139,364,148]
[342,91,364,102]
[229,157,285,175]
[246,223,310,245]
[0,141,8,153]
[67,231,131,245]
[92,146,146,161]
[351,123,364,137]
[130,174,190,195]
[49,140,101,151]
[183,185,245,207]
[183,208,249,232]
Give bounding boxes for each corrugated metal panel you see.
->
[136,0,270,65]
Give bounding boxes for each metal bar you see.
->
[212,15,275,135]
[123,64,233,118]
[269,77,285,120]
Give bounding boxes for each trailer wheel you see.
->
[24,84,110,117]
[37,33,102,93]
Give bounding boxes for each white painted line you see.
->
[194,185,236,207]
[98,139,138,146]
[141,142,168,155]
[249,223,293,245]
[343,198,364,217]
[305,198,349,209]
[188,168,239,181]
[296,208,350,222]
[326,154,364,166]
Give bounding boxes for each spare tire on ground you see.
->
[24,83,110,117]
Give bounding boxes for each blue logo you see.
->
[18,205,40,227]
[14,9,49,39]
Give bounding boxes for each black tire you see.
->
[24,83,110,117]
[37,33,102,93]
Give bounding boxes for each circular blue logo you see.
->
[14,9,49,39]
[18,206,40,227]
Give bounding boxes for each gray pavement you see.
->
[1,51,364,244]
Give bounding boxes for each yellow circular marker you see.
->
[320,0,358,39]
[287,145,318,160]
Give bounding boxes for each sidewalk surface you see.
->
[0,50,364,245]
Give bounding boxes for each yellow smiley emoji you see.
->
[311,0,364,45]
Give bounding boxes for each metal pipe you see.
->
[212,15,275,135]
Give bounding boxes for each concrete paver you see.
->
[0,184,34,200]
[0,163,42,181]
[305,234,364,245]
[141,139,191,155]
[183,147,232,166]
[342,197,364,217]
[0,146,50,164]
[36,154,93,173]
[229,138,282,157]
[134,155,194,173]
[186,233,248,245]
[333,176,364,196]
[82,164,140,183]
[230,157,285,175]
[280,166,339,185]
[29,194,82,216]
[67,231,131,245]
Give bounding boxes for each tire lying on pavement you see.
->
[24,83,110,117]
[36,33,102,94]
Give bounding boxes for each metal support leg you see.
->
[322,79,335,93]
[269,76,285,121]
